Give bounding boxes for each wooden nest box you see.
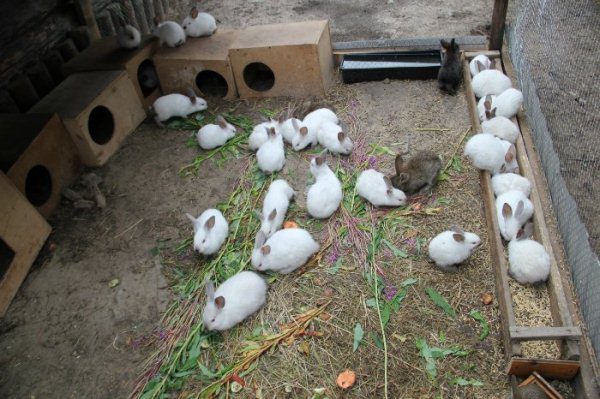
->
[229,20,335,99]
[0,114,82,218]
[63,36,161,112]
[153,30,239,100]
[29,70,146,167]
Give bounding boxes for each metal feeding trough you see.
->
[340,51,442,83]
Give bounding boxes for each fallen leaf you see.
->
[283,220,298,229]
[319,312,332,321]
[392,333,407,343]
[298,341,310,356]
[336,369,356,389]
[413,203,422,211]
[353,323,364,352]
[284,384,293,393]
[481,293,494,305]
[324,287,335,297]
[229,373,245,387]
[313,387,326,394]
[108,278,120,288]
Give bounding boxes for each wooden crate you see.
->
[153,30,239,99]
[0,172,51,317]
[28,71,146,167]
[229,20,335,99]
[63,35,161,111]
[0,114,82,218]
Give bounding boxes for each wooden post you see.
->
[489,0,509,50]
[74,0,101,41]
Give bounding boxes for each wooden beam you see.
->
[74,0,101,41]
[464,50,501,60]
[462,56,521,358]
[510,326,582,342]
[520,372,565,399]
[489,0,509,50]
[507,358,580,380]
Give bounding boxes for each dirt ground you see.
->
[0,1,503,398]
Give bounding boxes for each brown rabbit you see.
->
[390,151,442,195]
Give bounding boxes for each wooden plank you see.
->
[510,326,581,342]
[507,358,580,380]
[462,56,521,358]
[74,0,101,41]
[464,50,501,60]
[526,372,565,399]
[489,0,509,50]
[489,60,580,361]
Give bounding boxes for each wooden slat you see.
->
[510,326,581,342]
[507,358,580,380]
[74,0,101,41]
[489,0,509,50]
[523,372,565,399]
[489,60,580,361]
[462,55,521,358]
[464,50,501,60]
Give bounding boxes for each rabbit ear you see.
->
[440,39,450,49]
[268,208,277,221]
[398,172,409,184]
[205,215,216,231]
[476,60,485,72]
[186,88,197,104]
[514,200,524,218]
[451,225,465,234]
[153,16,160,26]
[485,109,493,120]
[299,126,308,136]
[484,95,492,110]
[190,7,199,18]
[314,149,327,166]
[268,127,276,137]
[505,145,516,162]
[337,131,345,143]
[261,245,271,255]
[490,107,497,118]
[214,296,225,309]
[383,176,393,195]
[452,233,464,242]
[502,203,513,219]
[292,118,299,130]
[216,115,227,129]
[186,213,200,231]
[450,38,456,49]
[255,231,266,248]
[205,279,215,300]
[394,154,404,175]
[277,113,286,124]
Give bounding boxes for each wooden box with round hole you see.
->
[0,172,51,316]
[229,20,335,99]
[63,35,161,113]
[153,30,239,100]
[0,114,82,218]
[28,71,146,167]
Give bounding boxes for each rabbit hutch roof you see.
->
[230,20,329,48]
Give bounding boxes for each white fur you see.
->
[499,139,519,173]
[306,154,342,218]
[356,169,406,207]
[278,118,303,144]
[482,115,519,143]
[186,209,228,255]
[469,54,491,77]
[317,121,353,154]
[428,230,481,271]
[491,173,532,197]
[152,93,207,122]
[153,21,186,48]
[249,120,276,151]
[197,117,236,150]
[203,271,266,331]
[493,88,523,119]
[260,179,295,237]
[182,12,216,37]
[496,191,534,241]
[256,129,285,174]
[508,236,550,285]
[251,228,319,274]
[293,108,338,151]
[464,134,505,174]
[116,25,141,49]
[471,69,512,98]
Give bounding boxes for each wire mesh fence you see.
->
[505,0,600,359]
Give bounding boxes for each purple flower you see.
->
[404,238,416,247]
[156,329,168,340]
[368,156,377,169]
[383,285,398,301]
[131,336,147,349]
[327,246,340,264]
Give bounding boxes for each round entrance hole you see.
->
[88,105,114,145]
[195,70,229,98]
[243,62,275,92]
[25,165,52,207]
[137,59,159,97]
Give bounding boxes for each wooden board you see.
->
[510,326,581,342]
[507,358,580,380]
[0,172,51,316]
[520,372,565,399]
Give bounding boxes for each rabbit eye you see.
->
[202,239,206,244]
[211,318,215,322]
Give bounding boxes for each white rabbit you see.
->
[356,169,406,207]
[196,115,236,150]
[186,209,229,255]
[469,55,491,77]
[306,151,342,218]
[508,223,550,285]
[491,173,532,197]
[251,228,319,274]
[202,271,267,331]
[481,106,519,144]
[116,24,141,49]
[496,190,534,241]
[248,120,277,151]
[182,7,217,37]
[471,69,512,98]
[463,134,506,174]
[152,89,207,126]
[493,88,523,119]
[257,127,285,174]
[317,121,353,154]
[152,18,186,48]
[428,227,481,272]
[499,140,519,173]
[278,117,303,144]
[259,179,295,237]
[293,108,338,151]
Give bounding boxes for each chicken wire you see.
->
[505,0,600,359]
